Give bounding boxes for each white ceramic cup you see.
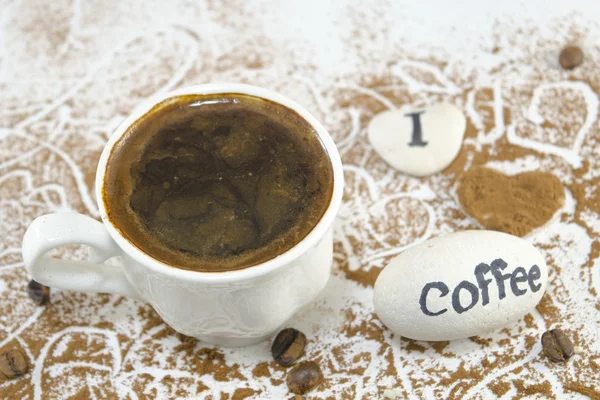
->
[22,83,344,347]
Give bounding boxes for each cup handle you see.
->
[22,212,141,300]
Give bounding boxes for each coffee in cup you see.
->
[103,93,334,273]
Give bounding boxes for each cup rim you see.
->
[95,83,344,283]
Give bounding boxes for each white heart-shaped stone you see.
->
[367,103,466,177]
[373,230,548,341]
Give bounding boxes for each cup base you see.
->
[195,332,274,347]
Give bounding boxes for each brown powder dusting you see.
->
[231,388,260,400]
[341,310,386,343]
[402,339,427,353]
[489,381,511,397]
[138,306,168,332]
[252,362,271,378]
[438,362,483,387]
[565,383,600,399]
[536,294,562,323]
[188,348,230,379]
[447,382,470,400]
[512,379,553,397]
[131,373,158,399]
[470,336,494,347]
[456,167,564,237]
[270,378,285,387]
[173,333,198,353]
[343,266,383,287]
[431,341,452,355]
[2,7,600,399]
[523,314,536,329]
[69,386,92,400]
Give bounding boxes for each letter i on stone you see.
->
[367,103,466,177]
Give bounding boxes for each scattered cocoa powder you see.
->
[173,333,198,353]
[470,336,493,347]
[231,388,260,400]
[438,361,483,386]
[456,167,565,236]
[489,381,511,397]
[1,9,600,399]
[512,379,553,396]
[252,362,271,378]
[401,339,427,353]
[565,383,600,399]
[69,386,93,400]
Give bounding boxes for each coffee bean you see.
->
[541,328,574,362]
[27,280,50,305]
[286,361,323,395]
[271,328,306,367]
[559,46,584,70]
[0,349,29,379]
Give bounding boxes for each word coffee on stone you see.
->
[373,230,547,341]
[419,258,543,316]
[367,103,466,177]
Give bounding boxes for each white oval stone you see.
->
[373,230,547,341]
[367,103,466,176]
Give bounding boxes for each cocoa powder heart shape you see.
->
[457,167,565,237]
